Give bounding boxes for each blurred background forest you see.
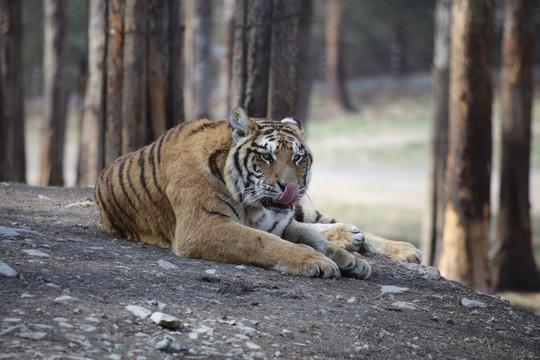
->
[1,0,540,303]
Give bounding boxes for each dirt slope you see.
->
[1,183,538,360]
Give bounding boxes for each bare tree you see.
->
[325,0,355,113]
[78,0,184,185]
[230,0,300,120]
[492,0,540,292]
[184,0,212,122]
[40,0,67,186]
[438,0,494,290]
[296,0,314,123]
[0,0,25,183]
[217,0,235,118]
[421,0,452,266]
[78,0,106,187]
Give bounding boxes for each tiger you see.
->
[95,108,421,279]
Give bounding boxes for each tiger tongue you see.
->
[276,182,299,205]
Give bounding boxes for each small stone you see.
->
[238,326,258,338]
[381,285,409,294]
[246,341,261,350]
[461,298,487,308]
[150,312,182,330]
[54,295,79,303]
[157,259,177,270]
[125,305,152,320]
[235,265,247,270]
[3,318,22,323]
[19,332,47,340]
[22,249,50,258]
[0,262,17,277]
[170,339,188,351]
[470,310,480,315]
[251,352,267,360]
[53,317,70,323]
[280,329,294,339]
[153,338,170,350]
[391,302,416,310]
[108,355,122,360]
[446,318,455,325]
[0,226,21,238]
[85,317,101,323]
[45,283,61,289]
[347,297,356,304]
[205,269,217,275]
[81,325,97,332]
[21,293,35,298]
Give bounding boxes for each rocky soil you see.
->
[1,183,539,360]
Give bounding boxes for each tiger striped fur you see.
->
[95,108,420,279]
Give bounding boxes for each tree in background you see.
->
[326,0,355,113]
[295,0,314,123]
[78,0,106,187]
[217,0,235,118]
[229,0,301,120]
[492,0,540,291]
[184,0,212,122]
[40,0,66,186]
[421,0,452,266]
[0,0,25,183]
[438,0,494,290]
[78,0,184,186]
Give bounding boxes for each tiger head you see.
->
[226,108,313,215]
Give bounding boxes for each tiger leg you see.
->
[304,223,421,264]
[283,221,371,279]
[172,220,341,278]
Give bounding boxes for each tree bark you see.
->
[268,0,298,120]
[103,0,124,166]
[40,0,66,186]
[121,0,147,153]
[325,0,355,113]
[295,0,314,123]
[492,0,540,291]
[0,0,25,183]
[438,0,494,291]
[184,0,212,122]
[230,0,300,120]
[421,0,452,266]
[78,0,106,187]
[167,0,184,128]
[217,0,235,118]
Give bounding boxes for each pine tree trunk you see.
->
[40,0,66,186]
[492,0,540,291]
[421,0,452,266]
[230,0,300,120]
[325,0,355,113]
[295,0,314,123]
[0,0,25,183]
[184,0,212,122]
[438,0,494,290]
[167,0,184,128]
[268,0,298,120]
[104,0,124,165]
[217,0,235,118]
[121,0,147,153]
[78,0,106,187]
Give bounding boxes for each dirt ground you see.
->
[1,183,539,360]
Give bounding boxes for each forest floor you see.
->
[1,183,539,360]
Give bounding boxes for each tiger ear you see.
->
[230,107,256,143]
[281,117,305,138]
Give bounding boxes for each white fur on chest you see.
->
[244,207,291,237]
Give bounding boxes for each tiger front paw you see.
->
[276,246,341,278]
[313,223,365,253]
[325,245,371,279]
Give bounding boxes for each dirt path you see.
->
[1,183,539,359]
